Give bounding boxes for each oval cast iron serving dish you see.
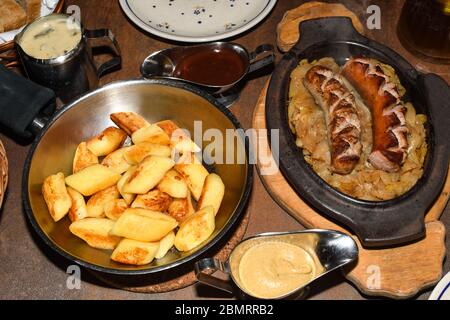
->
[23,79,253,275]
[266,17,450,248]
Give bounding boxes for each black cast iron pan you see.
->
[266,17,450,248]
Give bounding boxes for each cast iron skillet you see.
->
[266,17,450,248]
[21,79,252,275]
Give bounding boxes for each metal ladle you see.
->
[195,229,359,300]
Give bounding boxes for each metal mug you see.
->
[195,229,359,300]
[15,13,121,103]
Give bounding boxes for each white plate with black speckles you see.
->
[119,0,277,42]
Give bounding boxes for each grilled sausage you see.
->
[342,57,408,172]
[304,66,362,175]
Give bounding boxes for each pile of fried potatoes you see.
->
[42,112,225,266]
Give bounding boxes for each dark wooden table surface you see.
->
[0,0,449,300]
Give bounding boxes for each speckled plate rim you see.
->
[429,271,450,300]
[118,0,277,43]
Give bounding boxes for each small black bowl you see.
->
[265,17,450,248]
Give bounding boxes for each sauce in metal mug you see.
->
[15,13,121,103]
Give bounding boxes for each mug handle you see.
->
[194,258,234,294]
[248,44,275,74]
[85,29,122,77]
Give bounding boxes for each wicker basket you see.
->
[0,140,8,208]
[0,0,65,69]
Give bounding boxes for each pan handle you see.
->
[194,258,234,294]
[292,17,367,53]
[291,17,420,83]
[248,44,275,74]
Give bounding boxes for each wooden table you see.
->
[0,0,449,300]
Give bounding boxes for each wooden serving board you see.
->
[253,83,449,299]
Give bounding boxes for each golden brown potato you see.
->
[131,124,171,145]
[110,112,150,136]
[67,187,88,222]
[73,142,98,173]
[104,199,128,221]
[123,155,175,194]
[155,120,200,153]
[117,166,137,205]
[111,239,160,265]
[101,146,132,174]
[131,190,172,212]
[69,218,121,249]
[157,169,189,198]
[175,152,202,165]
[86,127,127,156]
[65,164,121,196]
[167,195,195,223]
[110,208,178,242]
[155,231,175,259]
[86,186,120,218]
[170,130,201,155]
[174,163,209,200]
[197,173,225,215]
[174,206,215,252]
[123,142,171,165]
[42,172,72,222]
[155,120,179,136]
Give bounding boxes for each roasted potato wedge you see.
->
[155,120,179,136]
[86,127,127,156]
[117,166,137,205]
[123,142,171,165]
[131,190,172,212]
[155,231,175,259]
[197,173,225,215]
[170,130,201,155]
[86,186,120,218]
[174,163,209,200]
[65,164,121,196]
[69,218,121,249]
[157,169,189,198]
[131,124,171,145]
[104,199,128,221]
[174,206,215,252]
[123,155,175,194]
[111,239,160,265]
[167,194,195,222]
[110,112,150,135]
[155,120,200,154]
[101,147,132,174]
[175,152,202,165]
[73,142,98,173]
[67,187,88,222]
[111,208,178,242]
[42,172,72,222]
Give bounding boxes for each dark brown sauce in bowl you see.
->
[173,47,247,86]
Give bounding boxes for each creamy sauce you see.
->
[238,241,315,299]
[18,16,82,59]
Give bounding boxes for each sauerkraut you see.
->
[288,58,427,201]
